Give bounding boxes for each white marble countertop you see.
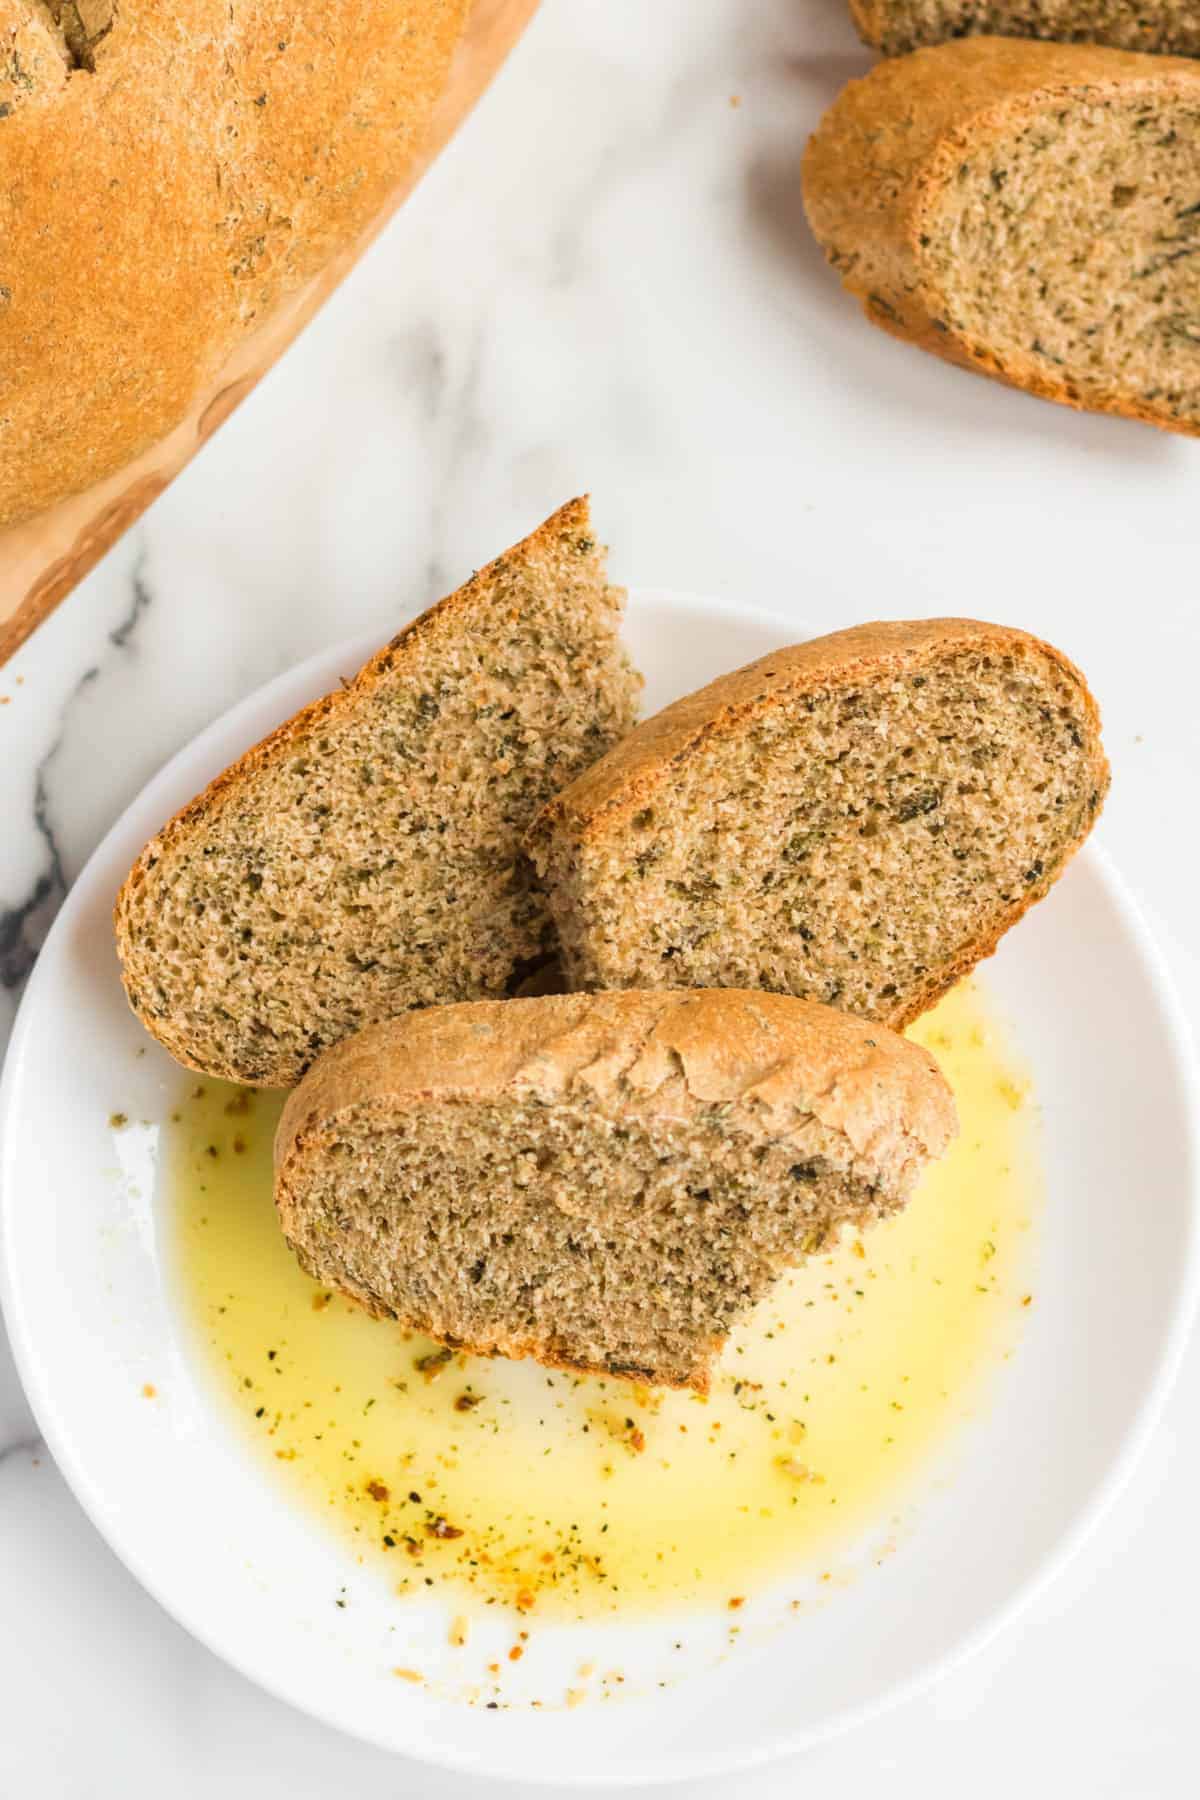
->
[2,3,1199,1794]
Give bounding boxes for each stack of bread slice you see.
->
[117,503,1107,1389]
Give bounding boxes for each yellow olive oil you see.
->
[167,981,1037,1620]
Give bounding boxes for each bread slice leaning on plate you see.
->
[526,618,1108,1028]
[115,499,640,1086]
[274,988,957,1393]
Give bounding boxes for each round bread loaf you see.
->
[0,0,468,524]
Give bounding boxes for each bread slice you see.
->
[803,39,1200,435]
[115,499,640,1086]
[526,620,1108,1029]
[274,989,956,1392]
[851,0,1200,56]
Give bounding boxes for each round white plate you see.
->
[2,591,1197,1787]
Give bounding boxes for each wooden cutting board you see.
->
[0,0,538,669]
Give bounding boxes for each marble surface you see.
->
[2,2,1199,1794]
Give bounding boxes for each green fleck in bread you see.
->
[115,499,641,1086]
[274,988,956,1392]
[526,620,1108,1029]
[851,0,1200,56]
[803,38,1200,434]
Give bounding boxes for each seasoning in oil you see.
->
[168,980,1037,1620]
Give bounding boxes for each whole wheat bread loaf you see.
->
[0,0,470,526]
[115,499,640,1086]
[851,0,1200,56]
[526,619,1107,1029]
[274,988,956,1392]
[803,38,1200,434]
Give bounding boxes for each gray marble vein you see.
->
[0,670,92,993]
[108,558,154,653]
[0,554,153,1000]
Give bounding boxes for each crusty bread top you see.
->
[276,987,957,1200]
[528,618,1102,844]
[0,0,468,525]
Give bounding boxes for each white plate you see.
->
[2,591,1197,1787]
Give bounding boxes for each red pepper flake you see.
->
[426,1517,464,1540]
[727,1596,745,1611]
[366,1479,390,1503]
[454,1391,483,1412]
[508,1645,523,1662]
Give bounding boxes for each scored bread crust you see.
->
[527,618,1110,1030]
[801,37,1200,435]
[114,496,629,1083]
[275,988,957,1387]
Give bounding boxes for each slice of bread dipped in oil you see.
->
[526,619,1108,1028]
[274,988,957,1393]
[115,499,640,1086]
